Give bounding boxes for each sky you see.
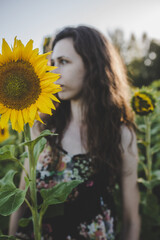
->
[0,0,160,53]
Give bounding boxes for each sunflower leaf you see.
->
[151,143,160,155]
[138,178,160,189]
[40,180,82,205]
[0,235,16,240]
[34,137,47,165]
[21,129,56,148]
[20,151,28,160]
[0,172,29,216]
[18,216,32,227]
[40,180,82,217]
[0,170,17,188]
[0,145,17,161]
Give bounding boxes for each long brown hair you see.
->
[39,26,135,186]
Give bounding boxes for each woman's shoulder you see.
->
[120,124,136,149]
[120,124,138,172]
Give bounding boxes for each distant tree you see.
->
[108,29,126,58]
[128,39,160,87]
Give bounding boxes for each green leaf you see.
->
[151,144,160,155]
[137,140,148,147]
[151,125,160,135]
[138,178,160,189]
[0,172,29,216]
[0,145,17,161]
[18,216,32,227]
[0,184,26,216]
[142,193,160,220]
[44,203,64,218]
[138,178,151,189]
[21,129,56,148]
[20,151,28,160]
[0,235,16,240]
[0,170,17,188]
[138,124,146,132]
[40,180,82,206]
[34,137,47,165]
[152,170,160,179]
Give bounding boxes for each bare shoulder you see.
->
[120,124,138,172]
[120,124,136,148]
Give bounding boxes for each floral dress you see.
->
[16,143,116,240]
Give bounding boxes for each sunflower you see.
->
[0,123,9,143]
[131,91,155,115]
[0,38,61,132]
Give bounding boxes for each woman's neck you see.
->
[70,99,84,125]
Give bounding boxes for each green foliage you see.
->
[0,128,82,238]
[133,86,160,239]
[0,236,16,240]
[18,217,32,227]
[0,170,29,216]
[0,128,24,234]
[40,180,81,205]
[0,145,17,161]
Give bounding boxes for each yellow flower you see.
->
[0,38,61,132]
[0,124,9,143]
[131,91,155,115]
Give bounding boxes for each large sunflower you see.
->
[0,38,61,132]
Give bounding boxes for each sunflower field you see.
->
[0,33,160,239]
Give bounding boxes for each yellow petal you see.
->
[49,94,60,103]
[22,108,29,124]
[42,85,61,93]
[36,97,52,115]
[29,104,37,121]
[41,72,60,82]
[17,110,24,131]
[0,109,11,128]
[0,104,8,114]
[28,120,34,128]
[10,109,17,130]
[40,79,56,88]
[2,39,12,62]
[35,112,45,124]
[13,37,18,49]
[39,94,56,109]
[34,59,48,73]
[23,40,34,60]
[14,121,22,132]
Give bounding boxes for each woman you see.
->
[9,25,140,240]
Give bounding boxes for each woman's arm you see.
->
[120,125,141,240]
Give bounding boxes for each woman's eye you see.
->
[60,59,68,65]
[51,59,55,66]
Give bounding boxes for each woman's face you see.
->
[51,38,85,101]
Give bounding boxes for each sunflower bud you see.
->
[131,91,155,116]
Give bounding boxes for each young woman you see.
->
[9,26,140,240]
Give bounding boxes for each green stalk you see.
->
[24,123,41,240]
[144,116,152,193]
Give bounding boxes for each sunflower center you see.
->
[0,61,41,110]
[4,74,28,98]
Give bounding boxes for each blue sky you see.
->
[0,0,160,52]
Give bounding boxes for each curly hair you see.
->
[38,26,135,186]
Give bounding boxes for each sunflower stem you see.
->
[24,123,41,240]
[144,116,152,194]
